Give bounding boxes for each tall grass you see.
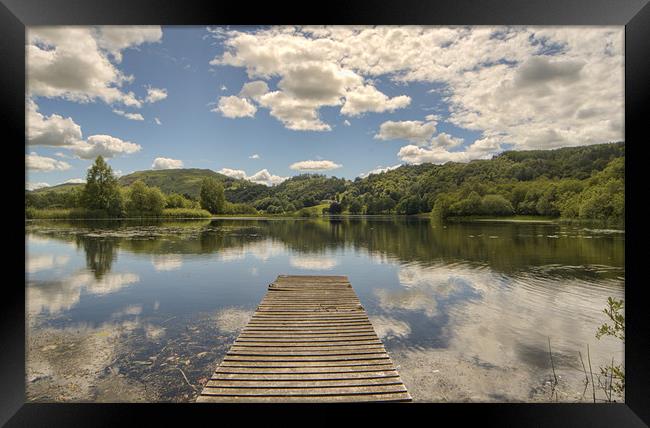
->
[26,207,211,219]
[160,208,211,218]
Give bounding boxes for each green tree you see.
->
[328,201,343,214]
[125,180,165,216]
[81,156,124,216]
[348,199,363,214]
[200,178,225,214]
[166,192,191,208]
[481,194,514,216]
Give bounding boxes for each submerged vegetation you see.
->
[26,142,624,224]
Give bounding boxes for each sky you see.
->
[25,25,624,190]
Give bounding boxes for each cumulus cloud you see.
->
[94,26,163,63]
[112,109,144,121]
[71,135,141,159]
[358,164,402,178]
[249,153,260,159]
[289,160,342,171]
[214,95,257,118]
[26,152,71,172]
[63,178,86,184]
[26,182,50,191]
[397,136,502,165]
[249,169,287,186]
[209,26,623,153]
[144,86,168,103]
[239,81,269,100]
[26,99,82,146]
[374,119,438,146]
[340,84,411,116]
[218,168,247,180]
[151,157,184,170]
[26,100,141,165]
[209,29,411,131]
[154,117,162,125]
[27,26,162,106]
[218,167,287,186]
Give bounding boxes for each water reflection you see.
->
[25,218,624,402]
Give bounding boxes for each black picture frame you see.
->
[2,0,649,426]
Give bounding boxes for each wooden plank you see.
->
[201,384,407,396]
[198,275,411,403]
[211,371,400,380]
[196,393,411,403]
[214,365,397,374]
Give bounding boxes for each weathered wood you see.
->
[197,275,411,403]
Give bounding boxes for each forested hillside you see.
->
[26,142,624,223]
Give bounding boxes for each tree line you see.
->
[26,156,258,218]
[26,142,625,224]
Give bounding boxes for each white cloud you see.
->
[152,157,183,170]
[26,99,82,147]
[220,85,228,91]
[218,168,247,180]
[144,86,168,103]
[218,167,287,186]
[257,90,332,131]
[113,109,144,121]
[214,95,257,118]
[431,132,464,149]
[63,178,85,184]
[343,120,351,126]
[154,117,162,125]
[26,26,161,106]
[26,152,71,172]
[249,153,260,159]
[209,29,411,131]
[26,182,50,191]
[72,135,141,159]
[289,160,342,171]
[374,118,438,146]
[340,84,411,116]
[94,26,163,63]
[210,26,623,150]
[249,169,287,186]
[397,136,502,165]
[239,81,269,100]
[358,164,402,178]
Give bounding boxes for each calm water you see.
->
[25,218,624,402]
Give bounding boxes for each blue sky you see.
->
[26,26,624,189]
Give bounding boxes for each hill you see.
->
[27,142,624,222]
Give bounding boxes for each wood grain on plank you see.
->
[198,275,411,403]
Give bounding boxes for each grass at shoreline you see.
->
[24,208,624,230]
[26,207,212,220]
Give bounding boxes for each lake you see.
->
[25,217,625,402]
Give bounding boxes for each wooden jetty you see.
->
[197,275,412,403]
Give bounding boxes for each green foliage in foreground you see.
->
[595,297,625,400]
